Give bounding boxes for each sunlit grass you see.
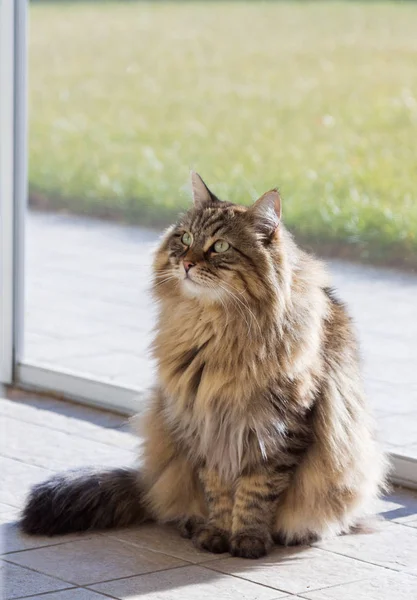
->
[29,1,417,267]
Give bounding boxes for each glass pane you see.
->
[25,2,416,457]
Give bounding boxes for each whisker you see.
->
[218,277,247,296]
[153,275,179,288]
[218,279,262,338]
[204,280,230,330]
[154,269,176,277]
[216,281,253,338]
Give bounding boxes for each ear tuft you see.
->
[190,171,220,209]
[249,189,282,234]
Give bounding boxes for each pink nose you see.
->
[183,260,195,273]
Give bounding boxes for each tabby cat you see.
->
[21,172,387,558]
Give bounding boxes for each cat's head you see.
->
[153,172,285,304]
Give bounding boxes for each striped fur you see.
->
[21,173,387,559]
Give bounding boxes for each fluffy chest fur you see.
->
[152,298,314,480]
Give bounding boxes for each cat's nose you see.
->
[183,260,195,273]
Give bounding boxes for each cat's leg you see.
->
[140,391,207,527]
[273,380,387,545]
[231,469,290,559]
[192,467,233,554]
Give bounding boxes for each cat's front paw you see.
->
[178,516,205,539]
[193,524,229,554]
[231,531,272,559]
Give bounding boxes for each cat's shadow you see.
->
[377,488,417,522]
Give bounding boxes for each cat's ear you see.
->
[249,189,282,234]
[190,171,220,209]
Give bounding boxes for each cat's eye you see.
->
[181,232,193,246]
[213,240,230,253]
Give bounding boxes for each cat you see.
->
[21,172,387,559]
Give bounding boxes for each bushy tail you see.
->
[21,467,148,536]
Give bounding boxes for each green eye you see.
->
[181,232,193,246]
[213,240,230,253]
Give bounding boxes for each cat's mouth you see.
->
[178,266,221,301]
[181,271,220,301]
[182,268,201,285]
[181,276,226,304]
[183,274,201,286]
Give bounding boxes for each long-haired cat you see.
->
[21,172,387,558]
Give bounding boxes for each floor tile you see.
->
[0,397,136,451]
[300,570,417,600]
[7,536,186,586]
[2,388,129,426]
[91,564,289,599]
[1,416,136,471]
[315,521,417,575]
[0,504,19,518]
[16,590,116,600]
[1,559,71,600]
[0,457,53,508]
[0,515,94,556]
[106,523,227,564]
[202,546,385,595]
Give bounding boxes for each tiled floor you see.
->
[1,389,417,600]
[24,211,417,456]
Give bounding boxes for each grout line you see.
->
[207,561,398,598]
[0,453,57,472]
[1,396,130,427]
[11,586,78,600]
[84,562,195,587]
[0,453,58,473]
[2,534,99,557]
[6,527,417,592]
[202,543,410,596]
[13,584,120,600]
[315,545,416,576]
[0,411,135,452]
[0,500,21,510]
[1,556,78,587]
[292,575,385,598]
[80,585,120,600]
[103,530,226,566]
[201,562,293,595]
[393,521,417,529]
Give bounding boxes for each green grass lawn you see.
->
[29,1,417,268]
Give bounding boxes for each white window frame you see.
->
[0,1,416,487]
[0,0,16,385]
